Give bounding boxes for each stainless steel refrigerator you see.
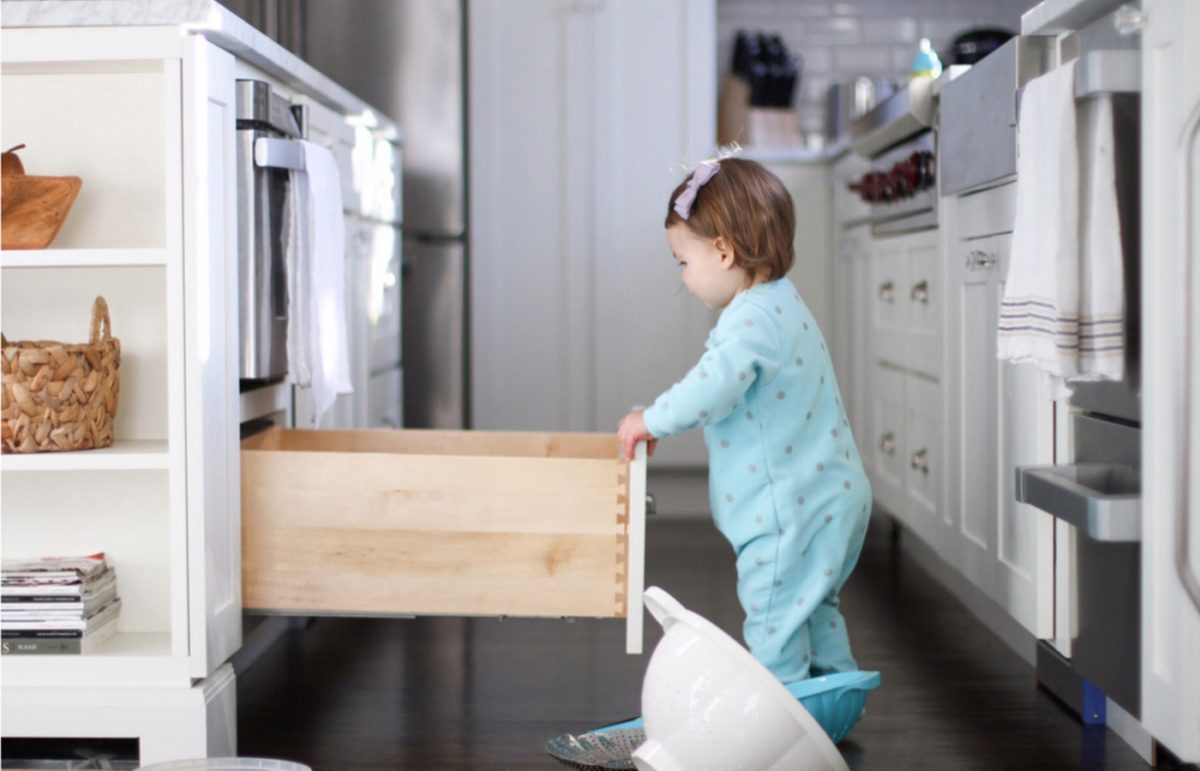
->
[302,0,468,429]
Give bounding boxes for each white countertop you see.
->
[1,0,401,141]
[1021,0,1130,35]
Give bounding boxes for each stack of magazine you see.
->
[1,553,121,655]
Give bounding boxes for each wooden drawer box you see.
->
[241,428,647,652]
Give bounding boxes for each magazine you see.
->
[1,553,108,583]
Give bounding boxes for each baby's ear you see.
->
[714,236,736,267]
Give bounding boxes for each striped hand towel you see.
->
[998,62,1125,399]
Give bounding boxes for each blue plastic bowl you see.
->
[786,670,881,743]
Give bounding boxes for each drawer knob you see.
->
[966,250,996,271]
[878,281,896,302]
[880,432,896,456]
[910,448,930,475]
[910,280,929,304]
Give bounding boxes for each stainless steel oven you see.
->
[236,79,305,383]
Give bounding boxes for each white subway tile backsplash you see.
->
[800,17,862,46]
[834,46,893,74]
[863,17,918,44]
[801,47,834,74]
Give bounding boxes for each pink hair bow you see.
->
[673,160,720,220]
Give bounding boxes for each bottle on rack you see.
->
[911,38,943,80]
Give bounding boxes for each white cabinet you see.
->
[868,229,941,379]
[1,27,239,762]
[942,183,1053,638]
[859,226,945,548]
[468,0,716,466]
[1142,0,1200,760]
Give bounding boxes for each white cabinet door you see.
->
[946,232,999,593]
[833,224,870,470]
[907,234,941,379]
[903,372,942,552]
[1142,0,1200,760]
[868,238,908,371]
[866,363,907,518]
[181,38,241,676]
[469,0,716,467]
[944,223,1052,637]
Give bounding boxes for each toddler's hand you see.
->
[618,409,657,461]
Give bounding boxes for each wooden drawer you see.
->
[242,428,647,652]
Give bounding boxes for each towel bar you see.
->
[1074,49,1140,98]
[254,136,306,171]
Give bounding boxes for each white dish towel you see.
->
[284,140,353,425]
[998,62,1126,399]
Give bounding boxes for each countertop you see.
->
[1021,0,1132,35]
[0,0,400,140]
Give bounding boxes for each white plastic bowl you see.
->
[632,587,850,771]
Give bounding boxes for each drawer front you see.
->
[866,364,907,515]
[904,373,942,537]
[906,235,941,379]
[242,429,636,621]
[956,181,1017,240]
[869,242,908,369]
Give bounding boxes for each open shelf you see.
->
[1,632,191,688]
[0,248,170,268]
[0,440,170,472]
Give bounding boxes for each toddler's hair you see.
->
[664,158,795,282]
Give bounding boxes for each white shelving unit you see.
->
[0,248,171,268]
[2,24,240,763]
[0,441,171,471]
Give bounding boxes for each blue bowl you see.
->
[786,670,881,744]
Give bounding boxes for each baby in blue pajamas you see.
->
[619,157,871,686]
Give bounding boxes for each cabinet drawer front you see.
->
[866,364,907,514]
[907,238,942,378]
[242,429,633,619]
[869,245,909,368]
[956,181,1017,240]
[904,374,941,527]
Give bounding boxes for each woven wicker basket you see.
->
[1,296,121,453]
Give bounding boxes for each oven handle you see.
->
[254,136,306,172]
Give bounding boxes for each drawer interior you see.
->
[242,428,632,620]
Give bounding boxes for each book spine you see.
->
[1,637,83,654]
[2,628,84,639]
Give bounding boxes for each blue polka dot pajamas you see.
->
[643,278,872,685]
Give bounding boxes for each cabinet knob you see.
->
[910,448,930,475]
[910,280,930,304]
[966,250,997,271]
[878,281,896,303]
[880,432,896,456]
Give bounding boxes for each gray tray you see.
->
[1015,463,1141,542]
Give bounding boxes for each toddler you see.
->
[618,157,872,685]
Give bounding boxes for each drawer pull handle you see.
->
[966,250,996,271]
[878,281,895,302]
[880,432,896,456]
[911,280,929,304]
[911,448,930,475]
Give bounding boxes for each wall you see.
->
[717,0,1035,141]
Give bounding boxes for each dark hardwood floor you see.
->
[236,517,1181,770]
